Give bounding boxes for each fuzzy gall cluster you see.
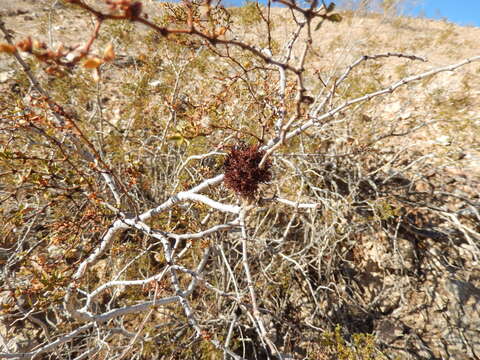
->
[223,144,272,199]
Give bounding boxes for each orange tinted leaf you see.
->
[83,57,104,69]
[32,39,47,50]
[103,43,115,62]
[0,43,16,54]
[215,27,227,37]
[16,37,33,52]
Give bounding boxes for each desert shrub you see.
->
[0,0,479,359]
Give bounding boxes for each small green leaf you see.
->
[326,2,336,13]
[167,134,189,146]
[315,19,325,31]
[327,13,342,22]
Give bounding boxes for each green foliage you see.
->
[315,2,343,30]
[319,325,386,360]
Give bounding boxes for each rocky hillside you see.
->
[1,1,479,359]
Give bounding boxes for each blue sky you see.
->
[407,0,480,26]
[222,0,480,27]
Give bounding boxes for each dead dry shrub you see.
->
[0,0,479,359]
